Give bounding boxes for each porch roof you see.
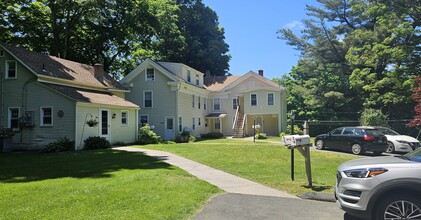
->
[205,113,227,118]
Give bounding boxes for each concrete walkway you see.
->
[115,146,298,199]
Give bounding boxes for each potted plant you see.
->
[86,119,99,127]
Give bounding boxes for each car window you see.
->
[354,129,363,136]
[343,128,355,135]
[331,128,343,135]
[378,128,399,135]
[365,129,383,136]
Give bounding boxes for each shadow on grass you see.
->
[302,184,332,192]
[0,149,172,183]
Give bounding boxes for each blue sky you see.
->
[202,0,319,79]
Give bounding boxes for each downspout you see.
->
[20,76,37,143]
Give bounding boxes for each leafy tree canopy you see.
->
[277,0,420,121]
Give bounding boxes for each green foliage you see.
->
[277,0,419,120]
[84,136,111,150]
[44,137,75,153]
[285,125,304,135]
[255,133,267,139]
[200,132,223,139]
[360,108,389,127]
[174,131,196,143]
[138,125,162,145]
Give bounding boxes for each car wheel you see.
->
[350,144,363,155]
[315,139,325,150]
[386,141,395,153]
[374,194,421,220]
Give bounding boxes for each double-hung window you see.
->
[6,60,17,79]
[192,117,195,130]
[144,91,153,108]
[198,97,201,109]
[215,118,221,130]
[232,98,238,110]
[268,93,274,106]
[192,95,195,108]
[139,114,149,127]
[40,107,53,127]
[187,70,191,83]
[251,94,257,106]
[146,68,155,81]
[213,98,220,111]
[198,117,201,126]
[196,74,199,85]
[121,111,128,126]
[8,108,19,130]
[204,97,207,110]
[178,116,182,132]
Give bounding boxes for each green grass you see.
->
[0,149,222,219]
[138,138,359,195]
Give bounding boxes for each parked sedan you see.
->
[315,127,388,155]
[371,127,420,153]
[335,148,421,220]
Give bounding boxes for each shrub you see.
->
[285,125,304,135]
[255,133,267,139]
[200,132,224,139]
[175,131,196,143]
[360,108,389,127]
[84,136,111,150]
[138,124,162,144]
[44,137,75,153]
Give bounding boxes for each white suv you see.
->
[335,148,421,219]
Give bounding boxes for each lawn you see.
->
[138,138,360,195]
[0,149,222,219]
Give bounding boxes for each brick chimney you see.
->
[94,63,104,82]
[258,69,263,76]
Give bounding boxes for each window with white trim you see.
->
[192,117,195,130]
[139,114,149,127]
[40,107,53,126]
[268,93,274,106]
[196,74,199,85]
[8,107,19,130]
[187,70,191,83]
[6,60,17,79]
[144,91,153,108]
[198,117,201,126]
[232,98,238,110]
[204,97,207,110]
[213,98,220,111]
[198,96,201,109]
[178,116,182,132]
[146,68,155,81]
[192,95,195,108]
[121,111,128,126]
[251,94,257,106]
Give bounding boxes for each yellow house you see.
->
[121,59,287,139]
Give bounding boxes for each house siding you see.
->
[125,66,176,139]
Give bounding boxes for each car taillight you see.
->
[364,135,375,141]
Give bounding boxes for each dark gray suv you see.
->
[335,148,421,219]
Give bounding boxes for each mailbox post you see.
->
[282,134,313,187]
[290,112,295,181]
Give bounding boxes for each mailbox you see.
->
[292,135,311,146]
[282,135,300,146]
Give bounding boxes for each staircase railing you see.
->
[232,105,240,130]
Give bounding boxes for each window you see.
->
[144,91,153,108]
[213,98,220,111]
[215,118,220,130]
[196,74,199,85]
[198,97,201,109]
[121,111,128,126]
[0,49,4,57]
[251,94,257,106]
[192,117,195,130]
[268,93,274,106]
[331,128,343,135]
[6,60,17,79]
[178,116,182,132]
[192,95,195,108]
[232,98,238,110]
[187,70,191,83]
[204,97,207,110]
[40,107,53,126]
[139,114,149,127]
[8,107,19,130]
[146,68,155,81]
[198,117,201,126]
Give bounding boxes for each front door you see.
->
[165,116,175,140]
[99,109,110,141]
